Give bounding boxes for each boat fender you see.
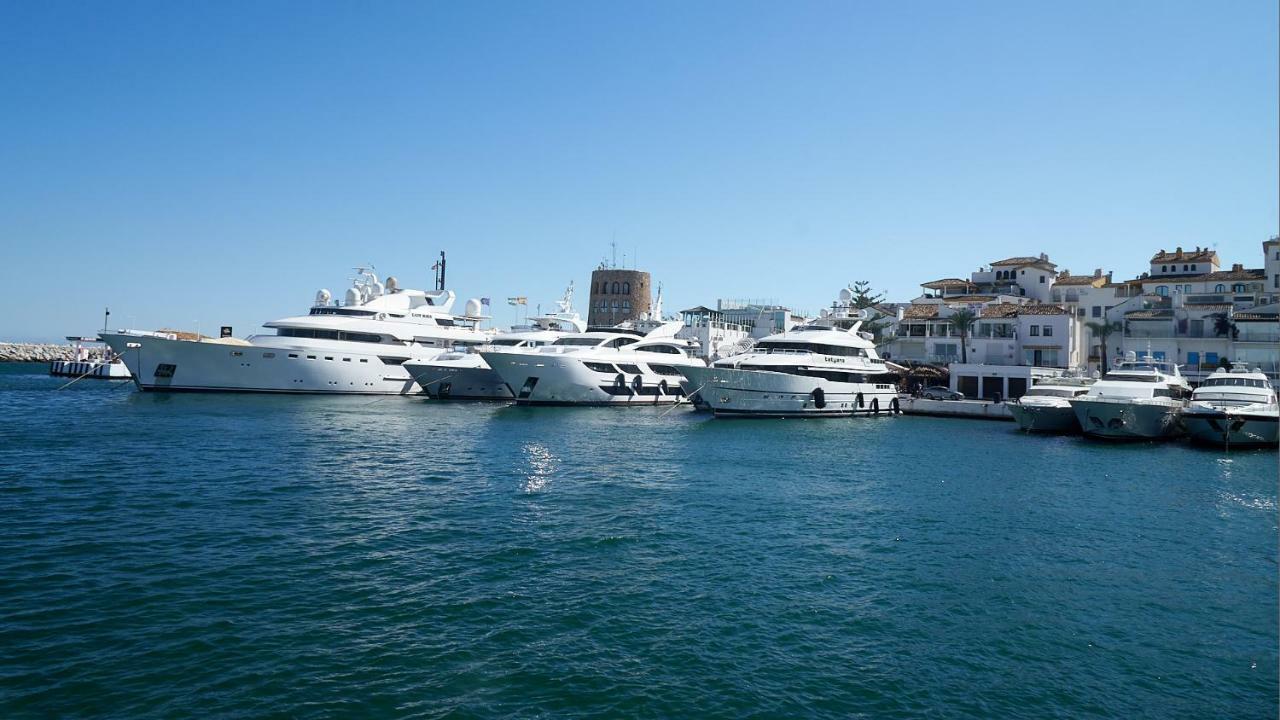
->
[658,379,668,395]
[856,392,864,408]
[812,387,826,409]
[614,374,626,391]
[890,397,899,414]
[632,375,644,394]
[376,312,387,321]
[871,397,880,414]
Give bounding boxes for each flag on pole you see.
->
[507,297,527,306]
[481,297,491,307]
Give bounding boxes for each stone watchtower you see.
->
[587,267,651,327]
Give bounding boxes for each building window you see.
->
[1233,283,1246,293]
[1215,284,1226,292]
[611,282,620,293]
[1029,325,1040,336]
[1182,264,1188,271]
[1161,265,1167,272]
[1183,285,1191,293]
[1191,264,1196,271]
[622,300,631,311]
[623,282,630,294]
[1039,276,1045,283]
[1155,286,1168,296]
[1092,306,1101,318]
[1043,325,1052,337]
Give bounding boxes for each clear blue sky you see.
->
[2,1,1276,341]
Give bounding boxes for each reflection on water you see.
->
[520,442,558,493]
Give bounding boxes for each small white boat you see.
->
[49,336,132,381]
[1069,356,1191,440]
[1182,366,1279,448]
[1008,376,1094,433]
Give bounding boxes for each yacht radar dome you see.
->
[345,287,362,306]
[385,276,399,292]
[315,289,332,306]
[838,287,854,303]
[464,298,484,317]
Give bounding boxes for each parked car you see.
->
[919,386,964,401]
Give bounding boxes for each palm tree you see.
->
[1085,320,1121,371]
[1210,312,1237,340]
[947,308,977,364]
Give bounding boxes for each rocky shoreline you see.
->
[0,343,75,363]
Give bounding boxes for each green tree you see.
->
[946,308,977,364]
[1210,312,1238,340]
[1085,320,1121,371]
[850,280,889,342]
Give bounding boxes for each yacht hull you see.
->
[102,333,427,395]
[481,352,692,406]
[1008,402,1080,433]
[1182,408,1279,448]
[1070,398,1184,440]
[678,365,899,418]
[406,362,513,400]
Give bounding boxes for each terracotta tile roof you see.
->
[1194,268,1264,282]
[901,304,940,320]
[947,295,998,302]
[1150,248,1218,263]
[920,278,976,289]
[1124,309,1173,319]
[1054,274,1106,286]
[978,303,1021,318]
[1018,304,1070,316]
[991,255,1056,268]
[1233,311,1279,321]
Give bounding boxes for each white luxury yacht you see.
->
[479,318,704,405]
[675,288,899,418]
[1068,355,1191,440]
[102,263,493,394]
[404,282,588,400]
[1008,376,1095,433]
[1182,366,1278,448]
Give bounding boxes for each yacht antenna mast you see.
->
[432,251,447,292]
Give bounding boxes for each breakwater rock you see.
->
[0,343,74,363]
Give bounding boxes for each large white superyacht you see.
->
[675,288,899,418]
[1181,366,1278,448]
[404,283,588,400]
[1068,355,1191,440]
[479,319,705,406]
[102,263,493,394]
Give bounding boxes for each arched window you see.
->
[1233,283,1245,293]
[1155,286,1168,296]
[623,282,630,294]
[600,281,608,294]
[611,282,620,294]
[1215,284,1225,292]
[1161,265,1167,272]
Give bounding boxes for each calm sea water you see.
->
[0,362,1275,718]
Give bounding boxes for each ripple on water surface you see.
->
[0,364,1275,718]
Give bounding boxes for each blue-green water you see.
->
[0,363,1275,718]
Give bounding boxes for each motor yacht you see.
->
[479,320,705,406]
[405,283,587,400]
[1068,356,1191,440]
[1008,376,1095,433]
[675,288,899,418]
[1182,366,1278,448]
[102,263,493,394]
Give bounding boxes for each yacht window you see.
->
[379,356,409,365]
[584,362,619,373]
[308,307,377,317]
[607,337,637,348]
[636,344,681,354]
[1153,388,1175,398]
[307,355,317,359]
[759,341,866,357]
[555,337,608,347]
[617,364,643,374]
[647,364,685,376]
[490,339,524,347]
[1024,388,1076,398]
[288,353,298,358]
[359,359,368,363]
[324,356,333,361]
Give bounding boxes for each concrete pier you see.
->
[900,396,1014,421]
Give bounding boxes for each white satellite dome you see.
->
[838,287,855,302]
[820,308,831,318]
[385,276,399,292]
[315,289,332,306]
[464,298,484,317]
[345,287,362,306]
